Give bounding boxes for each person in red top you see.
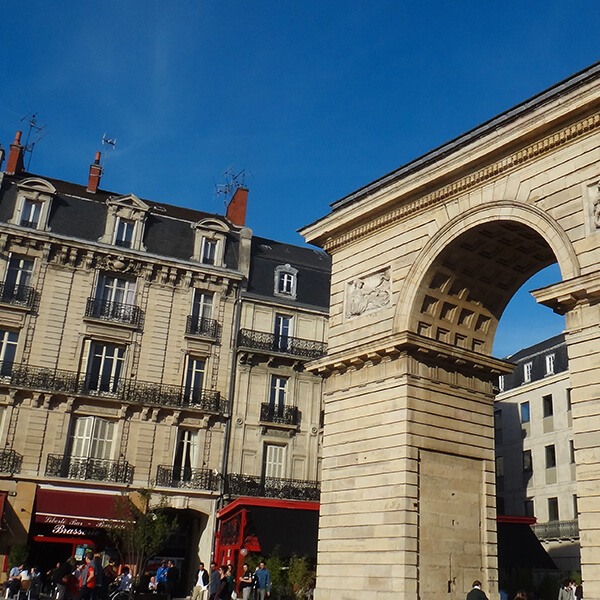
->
[78,554,96,600]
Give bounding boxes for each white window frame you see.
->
[269,375,288,412]
[11,178,56,231]
[84,341,126,394]
[99,194,149,251]
[0,329,19,376]
[70,415,115,460]
[173,428,200,481]
[274,314,293,352]
[5,255,34,290]
[263,444,286,479]
[274,264,298,300]
[545,353,555,376]
[184,356,206,402]
[201,238,218,265]
[113,217,136,248]
[96,273,136,305]
[192,290,214,321]
[523,361,532,383]
[498,375,505,392]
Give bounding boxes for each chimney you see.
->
[6,131,25,175]
[226,186,248,227]
[87,151,103,193]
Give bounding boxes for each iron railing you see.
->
[238,329,327,359]
[260,403,300,427]
[0,449,23,474]
[532,519,579,540]
[2,362,228,414]
[85,297,144,328]
[226,474,320,501]
[155,465,219,491]
[0,283,36,309]
[185,315,221,340]
[45,454,134,484]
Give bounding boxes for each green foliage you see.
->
[286,556,314,600]
[8,544,29,570]
[106,488,177,586]
[265,554,285,598]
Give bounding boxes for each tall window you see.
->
[93,273,137,323]
[114,218,135,248]
[494,410,503,445]
[548,497,559,522]
[495,456,504,491]
[545,445,557,469]
[201,238,217,265]
[263,444,286,479]
[274,264,298,299]
[20,199,42,228]
[520,401,530,423]
[269,375,288,415]
[5,255,34,292]
[498,375,505,392]
[522,449,533,473]
[173,429,199,481]
[570,440,576,464]
[545,353,555,375]
[86,342,126,394]
[0,329,19,376]
[70,416,115,460]
[543,394,553,417]
[524,499,534,518]
[184,357,205,402]
[274,314,292,352]
[523,362,532,383]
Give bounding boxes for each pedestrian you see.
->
[192,562,210,600]
[238,564,253,600]
[77,554,96,600]
[29,567,42,600]
[117,567,132,592]
[226,566,234,598]
[217,567,229,600]
[157,561,169,594]
[558,579,574,600]
[92,555,104,600]
[166,561,179,599]
[53,557,77,600]
[466,581,489,600]
[209,563,220,600]
[254,563,270,600]
[575,581,583,600]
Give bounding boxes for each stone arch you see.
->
[394,202,580,355]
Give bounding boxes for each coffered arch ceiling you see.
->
[409,221,558,356]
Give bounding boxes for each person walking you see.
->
[192,562,210,600]
[156,561,169,594]
[209,563,220,600]
[77,554,96,600]
[166,561,179,599]
[238,565,253,600]
[466,581,489,600]
[254,563,270,600]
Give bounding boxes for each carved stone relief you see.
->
[345,268,391,318]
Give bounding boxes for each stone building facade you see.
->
[0,135,329,588]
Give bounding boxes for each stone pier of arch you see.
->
[301,64,600,600]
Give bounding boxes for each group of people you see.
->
[4,564,43,599]
[191,561,271,600]
[152,560,179,597]
[468,579,584,600]
[558,579,583,600]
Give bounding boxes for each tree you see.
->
[106,488,177,586]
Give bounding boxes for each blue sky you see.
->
[1,1,596,356]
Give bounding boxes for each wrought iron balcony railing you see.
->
[260,403,300,427]
[532,519,579,540]
[0,283,36,309]
[238,329,327,359]
[45,454,134,484]
[186,315,221,340]
[226,474,320,501]
[85,297,143,328]
[155,465,219,491]
[3,362,228,414]
[0,449,23,474]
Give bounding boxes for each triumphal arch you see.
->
[301,64,600,600]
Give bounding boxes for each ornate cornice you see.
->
[322,111,600,252]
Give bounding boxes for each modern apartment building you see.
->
[495,334,579,572]
[0,132,329,589]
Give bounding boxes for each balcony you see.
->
[260,403,300,427]
[155,465,219,491]
[226,474,320,501]
[532,519,579,540]
[85,297,144,328]
[4,362,229,415]
[186,315,221,340]
[45,454,134,484]
[0,449,23,474]
[238,329,327,360]
[0,283,36,310]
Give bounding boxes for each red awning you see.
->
[35,488,128,529]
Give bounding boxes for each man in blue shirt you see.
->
[209,562,220,600]
[254,563,271,600]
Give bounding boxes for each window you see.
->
[114,218,135,248]
[570,440,575,464]
[184,357,205,403]
[85,342,126,394]
[545,445,556,469]
[274,264,298,299]
[173,429,199,482]
[520,401,530,423]
[523,362,532,383]
[495,456,504,478]
[0,329,19,376]
[263,444,286,479]
[567,388,572,411]
[498,375,505,392]
[543,394,553,417]
[91,273,138,324]
[201,238,218,265]
[573,494,578,519]
[522,449,533,472]
[269,375,288,415]
[524,499,535,518]
[548,497,559,522]
[192,291,213,320]
[20,199,42,228]
[494,409,503,445]
[496,496,505,516]
[274,314,293,352]
[70,416,115,460]
[5,255,34,292]
[545,353,555,375]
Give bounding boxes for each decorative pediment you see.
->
[17,178,57,195]
[192,218,229,233]
[106,194,151,215]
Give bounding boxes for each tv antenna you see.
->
[215,167,247,206]
[20,114,47,171]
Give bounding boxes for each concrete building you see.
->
[0,133,329,589]
[495,334,579,573]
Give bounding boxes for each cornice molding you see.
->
[322,111,600,252]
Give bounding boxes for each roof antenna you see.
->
[20,114,47,171]
[215,167,247,208]
[101,133,117,161]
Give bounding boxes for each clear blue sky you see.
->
[1,1,595,356]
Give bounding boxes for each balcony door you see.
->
[97,273,136,305]
[263,444,286,479]
[173,429,199,482]
[184,357,205,403]
[71,416,115,460]
[5,255,33,297]
[274,314,293,352]
[192,291,213,320]
[85,342,126,394]
[0,329,18,376]
[269,375,288,419]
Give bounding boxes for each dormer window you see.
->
[114,218,135,248]
[201,238,218,265]
[274,264,298,300]
[191,219,229,266]
[99,194,150,251]
[11,178,56,231]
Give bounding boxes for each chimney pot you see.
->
[6,130,25,175]
[226,187,249,227]
[87,151,103,193]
